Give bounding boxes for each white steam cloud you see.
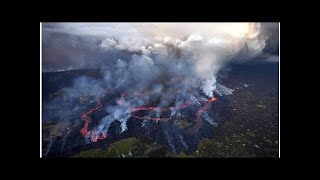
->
[43,23,276,97]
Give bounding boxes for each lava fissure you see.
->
[192,97,217,133]
[80,90,104,139]
[80,89,217,143]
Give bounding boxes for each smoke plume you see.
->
[43,23,278,97]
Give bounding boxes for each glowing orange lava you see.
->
[80,89,218,143]
[190,97,217,134]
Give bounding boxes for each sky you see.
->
[42,23,279,72]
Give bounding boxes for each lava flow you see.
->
[80,96,103,136]
[90,132,108,142]
[80,89,218,143]
[191,97,217,133]
[130,100,195,122]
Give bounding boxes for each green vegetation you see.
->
[108,138,138,155]
[173,151,194,158]
[72,131,256,158]
[192,137,254,158]
[73,137,195,158]
[73,138,139,158]
[73,149,108,158]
